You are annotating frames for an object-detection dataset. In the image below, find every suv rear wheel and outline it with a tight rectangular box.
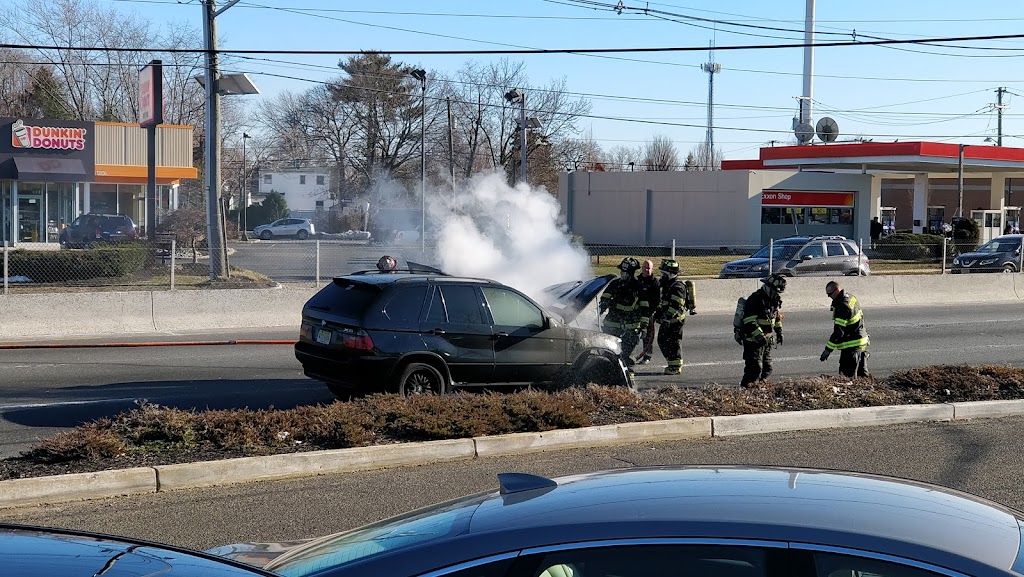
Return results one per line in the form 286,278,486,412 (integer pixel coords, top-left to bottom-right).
397,362,447,395
296,229,309,240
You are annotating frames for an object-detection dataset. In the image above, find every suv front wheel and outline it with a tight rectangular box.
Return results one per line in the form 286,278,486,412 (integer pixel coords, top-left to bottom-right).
397,362,448,395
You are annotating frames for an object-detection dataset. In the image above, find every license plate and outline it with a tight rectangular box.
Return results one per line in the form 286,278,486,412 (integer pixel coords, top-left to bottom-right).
315,329,332,345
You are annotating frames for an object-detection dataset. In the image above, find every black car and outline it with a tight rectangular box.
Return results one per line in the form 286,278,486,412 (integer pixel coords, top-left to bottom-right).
294,265,632,397
59,213,138,248
951,234,1023,273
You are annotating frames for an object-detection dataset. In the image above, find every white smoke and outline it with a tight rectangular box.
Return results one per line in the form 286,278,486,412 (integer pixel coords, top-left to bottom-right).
429,172,592,301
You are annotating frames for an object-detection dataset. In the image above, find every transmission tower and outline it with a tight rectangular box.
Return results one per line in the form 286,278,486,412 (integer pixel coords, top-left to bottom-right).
700,41,721,169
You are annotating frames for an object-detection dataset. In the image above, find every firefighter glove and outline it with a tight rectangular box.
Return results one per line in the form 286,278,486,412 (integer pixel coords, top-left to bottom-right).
820,348,832,362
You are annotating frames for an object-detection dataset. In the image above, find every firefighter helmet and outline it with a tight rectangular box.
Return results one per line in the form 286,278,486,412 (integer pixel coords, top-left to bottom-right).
762,273,787,293
659,259,680,275
376,255,398,272
617,257,640,274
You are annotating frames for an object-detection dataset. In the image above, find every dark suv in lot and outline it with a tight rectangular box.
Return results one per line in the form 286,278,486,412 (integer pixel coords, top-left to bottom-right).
295,265,633,397
59,213,138,248
719,235,870,278
952,234,1023,273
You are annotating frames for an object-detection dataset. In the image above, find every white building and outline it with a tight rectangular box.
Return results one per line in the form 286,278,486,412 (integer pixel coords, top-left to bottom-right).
256,167,332,219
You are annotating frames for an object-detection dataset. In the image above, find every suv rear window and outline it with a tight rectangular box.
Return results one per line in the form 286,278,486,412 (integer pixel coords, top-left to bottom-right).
101,216,133,227
305,279,382,318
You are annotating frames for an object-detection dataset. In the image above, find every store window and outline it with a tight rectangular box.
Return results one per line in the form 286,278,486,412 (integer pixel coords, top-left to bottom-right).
316,175,325,185
808,207,829,225
90,183,117,214
264,174,272,184
300,175,306,185
761,207,803,225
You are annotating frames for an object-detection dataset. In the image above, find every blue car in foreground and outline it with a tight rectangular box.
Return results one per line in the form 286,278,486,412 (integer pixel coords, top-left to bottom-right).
210,465,1024,577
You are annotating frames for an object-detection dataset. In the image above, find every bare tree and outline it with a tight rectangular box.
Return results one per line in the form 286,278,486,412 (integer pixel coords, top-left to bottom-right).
604,144,644,171
686,142,722,171
643,133,680,171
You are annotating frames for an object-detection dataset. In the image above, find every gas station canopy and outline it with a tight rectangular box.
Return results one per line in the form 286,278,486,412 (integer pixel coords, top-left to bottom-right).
722,142,1024,175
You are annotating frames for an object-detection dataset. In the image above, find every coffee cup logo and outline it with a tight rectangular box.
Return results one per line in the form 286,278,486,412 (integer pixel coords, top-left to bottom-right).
12,119,30,148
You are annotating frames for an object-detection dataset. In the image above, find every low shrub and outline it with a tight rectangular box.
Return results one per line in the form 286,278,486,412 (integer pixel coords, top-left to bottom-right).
8,243,153,282
874,232,945,260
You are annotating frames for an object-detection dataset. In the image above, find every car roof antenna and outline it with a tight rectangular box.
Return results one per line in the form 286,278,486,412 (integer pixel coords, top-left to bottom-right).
497,472,558,495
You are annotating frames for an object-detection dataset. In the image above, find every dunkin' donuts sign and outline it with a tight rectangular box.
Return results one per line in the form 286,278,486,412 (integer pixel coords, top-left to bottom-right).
10,119,87,150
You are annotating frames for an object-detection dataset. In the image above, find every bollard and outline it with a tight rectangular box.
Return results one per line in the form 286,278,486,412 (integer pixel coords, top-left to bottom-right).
671,239,676,260
170,239,176,290
942,238,947,275
315,240,321,288
768,238,774,274
858,238,863,273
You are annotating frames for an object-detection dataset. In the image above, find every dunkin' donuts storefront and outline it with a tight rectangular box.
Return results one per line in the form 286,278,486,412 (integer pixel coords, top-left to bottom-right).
0,117,197,244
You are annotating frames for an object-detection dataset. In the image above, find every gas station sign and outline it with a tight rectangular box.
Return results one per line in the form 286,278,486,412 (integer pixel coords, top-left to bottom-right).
761,190,854,207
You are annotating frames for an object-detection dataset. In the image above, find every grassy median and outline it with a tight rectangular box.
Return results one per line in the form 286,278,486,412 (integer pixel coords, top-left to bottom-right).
1,364,1023,481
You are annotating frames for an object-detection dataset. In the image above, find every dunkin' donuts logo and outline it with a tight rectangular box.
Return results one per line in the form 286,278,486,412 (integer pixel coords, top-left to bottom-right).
11,119,87,150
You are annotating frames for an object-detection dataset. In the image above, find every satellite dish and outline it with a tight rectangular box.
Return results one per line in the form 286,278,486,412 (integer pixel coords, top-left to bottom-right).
795,122,814,144
816,117,840,143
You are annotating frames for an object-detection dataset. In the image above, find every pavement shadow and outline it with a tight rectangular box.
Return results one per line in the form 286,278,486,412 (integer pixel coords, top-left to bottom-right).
2,378,337,429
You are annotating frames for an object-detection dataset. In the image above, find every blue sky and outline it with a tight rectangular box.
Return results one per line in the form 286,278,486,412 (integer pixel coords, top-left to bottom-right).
115,0,1024,161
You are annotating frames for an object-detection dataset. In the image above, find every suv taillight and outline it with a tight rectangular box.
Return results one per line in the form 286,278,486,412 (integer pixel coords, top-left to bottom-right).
341,329,374,351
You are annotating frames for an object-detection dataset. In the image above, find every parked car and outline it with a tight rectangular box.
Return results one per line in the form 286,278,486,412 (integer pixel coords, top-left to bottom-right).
254,218,315,240
293,265,632,397
951,234,1023,273
58,213,138,248
211,465,1024,577
2,523,278,577
720,235,870,278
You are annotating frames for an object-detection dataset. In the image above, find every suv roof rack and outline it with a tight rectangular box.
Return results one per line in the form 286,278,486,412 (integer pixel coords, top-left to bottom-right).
351,261,450,276
809,235,850,241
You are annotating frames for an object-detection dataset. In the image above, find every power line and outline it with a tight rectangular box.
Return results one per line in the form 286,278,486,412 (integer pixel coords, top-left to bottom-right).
5,31,1024,55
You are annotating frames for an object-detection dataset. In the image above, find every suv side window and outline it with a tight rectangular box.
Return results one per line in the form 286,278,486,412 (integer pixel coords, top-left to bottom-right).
800,242,824,259
438,284,485,325
527,544,773,577
482,287,543,328
425,288,447,324
811,551,951,577
382,285,427,329
826,241,848,257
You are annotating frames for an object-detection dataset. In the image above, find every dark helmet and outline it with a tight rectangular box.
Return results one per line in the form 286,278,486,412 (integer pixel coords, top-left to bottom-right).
376,255,398,272
762,273,787,293
659,259,680,275
617,257,640,274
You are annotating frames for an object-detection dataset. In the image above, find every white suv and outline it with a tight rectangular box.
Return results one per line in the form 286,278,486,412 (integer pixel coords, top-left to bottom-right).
254,218,315,240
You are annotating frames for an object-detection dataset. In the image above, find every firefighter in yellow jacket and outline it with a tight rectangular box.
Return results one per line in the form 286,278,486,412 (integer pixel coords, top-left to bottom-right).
820,280,871,378
599,258,643,366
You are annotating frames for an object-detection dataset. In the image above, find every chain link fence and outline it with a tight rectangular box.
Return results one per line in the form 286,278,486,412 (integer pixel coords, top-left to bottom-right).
2,236,1020,294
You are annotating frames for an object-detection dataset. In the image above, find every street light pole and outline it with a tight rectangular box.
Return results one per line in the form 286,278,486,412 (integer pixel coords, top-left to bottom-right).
958,143,965,218
241,132,249,240
410,69,427,253
518,94,527,183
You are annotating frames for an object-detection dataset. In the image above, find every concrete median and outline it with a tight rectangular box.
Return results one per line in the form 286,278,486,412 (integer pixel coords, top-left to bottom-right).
0,291,155,339
893,274,1020,305
151,286,318,332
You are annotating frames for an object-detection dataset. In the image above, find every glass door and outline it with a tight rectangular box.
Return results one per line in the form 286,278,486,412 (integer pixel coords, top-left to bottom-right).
46,182,77,243
18,182,44,242
0,181,10,244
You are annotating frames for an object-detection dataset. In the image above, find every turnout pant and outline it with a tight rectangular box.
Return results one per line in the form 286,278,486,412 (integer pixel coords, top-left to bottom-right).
839,349,871,378
657,320,684,373
741,341,773,386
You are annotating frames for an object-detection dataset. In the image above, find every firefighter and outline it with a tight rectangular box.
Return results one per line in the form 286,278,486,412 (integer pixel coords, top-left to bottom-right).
820,280,871,378
740,273,786,388
635,259,661,365
599,257,643,366
653,259,695,375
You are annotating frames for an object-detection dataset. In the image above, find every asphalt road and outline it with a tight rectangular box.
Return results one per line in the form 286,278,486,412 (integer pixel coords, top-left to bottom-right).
1,415,1022,554
1,303,1022,459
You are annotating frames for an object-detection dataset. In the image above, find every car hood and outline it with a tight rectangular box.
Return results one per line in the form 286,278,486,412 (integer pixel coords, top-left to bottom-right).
955,251,1010,260
538,274,615,324
722,257,772,269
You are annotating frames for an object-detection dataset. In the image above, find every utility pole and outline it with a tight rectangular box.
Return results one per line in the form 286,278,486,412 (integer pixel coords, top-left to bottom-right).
996,87,1007,146
519,94,527,183
201,0,240,280
447,96,455,190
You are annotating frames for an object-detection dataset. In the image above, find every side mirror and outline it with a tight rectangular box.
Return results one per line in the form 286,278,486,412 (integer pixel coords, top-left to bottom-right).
801,255,813,261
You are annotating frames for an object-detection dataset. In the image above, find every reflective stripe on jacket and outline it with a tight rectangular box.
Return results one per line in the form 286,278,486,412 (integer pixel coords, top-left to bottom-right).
742,287,782,344
827,290,869,350
657,277,689,323
600,278,641,330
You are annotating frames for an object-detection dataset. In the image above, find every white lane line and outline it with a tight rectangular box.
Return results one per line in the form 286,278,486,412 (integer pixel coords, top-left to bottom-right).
0,397,139,411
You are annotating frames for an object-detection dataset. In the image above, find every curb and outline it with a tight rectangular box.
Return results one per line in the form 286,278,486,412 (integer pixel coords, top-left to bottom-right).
2,400,1024,509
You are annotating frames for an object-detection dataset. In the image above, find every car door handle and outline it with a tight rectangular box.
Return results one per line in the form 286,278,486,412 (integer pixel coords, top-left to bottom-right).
429,328,446,335
493,332,509,338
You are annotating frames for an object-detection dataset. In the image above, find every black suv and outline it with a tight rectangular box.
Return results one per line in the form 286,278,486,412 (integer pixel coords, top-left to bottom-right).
295,265,633,397
951,234,1023,273
59,213,138,248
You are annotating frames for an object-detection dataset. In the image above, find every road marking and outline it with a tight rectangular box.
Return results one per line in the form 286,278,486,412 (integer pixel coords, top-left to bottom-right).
0,397,139,411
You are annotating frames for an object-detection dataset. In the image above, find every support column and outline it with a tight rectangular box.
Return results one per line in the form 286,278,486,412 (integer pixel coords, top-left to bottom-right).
83,182,91,215
912,174,928,234
991,174,1006,213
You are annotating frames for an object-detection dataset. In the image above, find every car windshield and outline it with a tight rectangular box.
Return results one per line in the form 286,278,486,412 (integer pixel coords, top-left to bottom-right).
976,239,1021,254
750,243,802,260
266,492,491,575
